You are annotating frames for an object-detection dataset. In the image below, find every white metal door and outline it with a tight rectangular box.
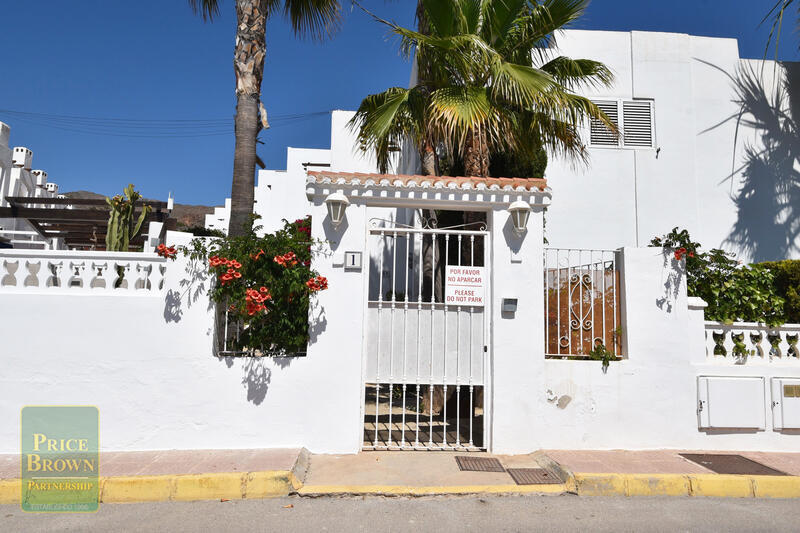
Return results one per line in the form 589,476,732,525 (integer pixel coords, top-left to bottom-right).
362,221,489,450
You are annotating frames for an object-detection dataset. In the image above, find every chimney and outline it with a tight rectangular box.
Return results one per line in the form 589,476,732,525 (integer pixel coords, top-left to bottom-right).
32,170,48,186
0,122,9,149
12,147,33,170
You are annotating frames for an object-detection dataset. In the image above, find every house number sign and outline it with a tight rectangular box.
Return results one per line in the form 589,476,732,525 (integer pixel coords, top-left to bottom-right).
445,266,485,306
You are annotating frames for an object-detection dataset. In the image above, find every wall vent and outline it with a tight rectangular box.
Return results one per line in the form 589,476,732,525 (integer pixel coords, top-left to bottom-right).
589,99,654,149
622,100,654,148
589,101,620,146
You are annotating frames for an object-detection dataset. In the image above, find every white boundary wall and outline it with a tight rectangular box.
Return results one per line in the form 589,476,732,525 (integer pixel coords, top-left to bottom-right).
1,207,799,454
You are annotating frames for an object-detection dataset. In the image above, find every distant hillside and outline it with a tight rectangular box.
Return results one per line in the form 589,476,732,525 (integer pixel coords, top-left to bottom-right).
64,191,218,229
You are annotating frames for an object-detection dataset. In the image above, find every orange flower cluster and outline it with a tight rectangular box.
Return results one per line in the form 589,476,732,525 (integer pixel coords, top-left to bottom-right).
250,249,265,261
306,276,328,292
210,255,243,285
156,244,177,259
245,286,272,315
673,248,695,261
209,255,241,269
274,251,298,267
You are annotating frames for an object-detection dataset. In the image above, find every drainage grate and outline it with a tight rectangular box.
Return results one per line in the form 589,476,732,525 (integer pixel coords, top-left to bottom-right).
506,468,564,485
455,456,505,472
679,454,788,476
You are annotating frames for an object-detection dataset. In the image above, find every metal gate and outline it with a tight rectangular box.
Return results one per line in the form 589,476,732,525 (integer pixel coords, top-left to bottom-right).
362,219,489,450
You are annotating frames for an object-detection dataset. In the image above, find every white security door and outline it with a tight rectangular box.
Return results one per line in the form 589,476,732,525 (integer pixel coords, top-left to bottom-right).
362,220,490,450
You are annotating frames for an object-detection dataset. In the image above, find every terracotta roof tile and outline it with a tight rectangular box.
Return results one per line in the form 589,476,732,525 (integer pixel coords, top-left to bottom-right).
306,171,548,193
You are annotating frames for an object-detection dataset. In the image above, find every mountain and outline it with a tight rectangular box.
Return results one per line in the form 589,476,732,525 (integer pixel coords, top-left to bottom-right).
63,191,218,229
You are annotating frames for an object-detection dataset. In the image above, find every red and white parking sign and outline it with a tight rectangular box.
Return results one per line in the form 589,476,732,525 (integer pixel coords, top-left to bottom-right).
445,266,485,306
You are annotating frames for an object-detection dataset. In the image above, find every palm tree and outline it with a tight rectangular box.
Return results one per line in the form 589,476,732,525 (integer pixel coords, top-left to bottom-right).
351,0,615,179
189,0,341,236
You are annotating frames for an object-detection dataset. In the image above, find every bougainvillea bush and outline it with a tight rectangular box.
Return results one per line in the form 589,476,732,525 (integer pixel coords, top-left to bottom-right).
181,216,326,354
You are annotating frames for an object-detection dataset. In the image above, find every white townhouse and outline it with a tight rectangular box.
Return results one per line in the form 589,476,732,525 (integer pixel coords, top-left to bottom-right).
214,30,800,263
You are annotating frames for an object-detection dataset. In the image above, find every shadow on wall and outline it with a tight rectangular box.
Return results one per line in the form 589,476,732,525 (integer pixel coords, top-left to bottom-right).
163,256,211,323
215,354,297,406
726,63,800,261
656,249,685,314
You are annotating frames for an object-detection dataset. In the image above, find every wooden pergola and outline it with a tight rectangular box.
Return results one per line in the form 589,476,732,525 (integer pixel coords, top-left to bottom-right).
0,196,174,250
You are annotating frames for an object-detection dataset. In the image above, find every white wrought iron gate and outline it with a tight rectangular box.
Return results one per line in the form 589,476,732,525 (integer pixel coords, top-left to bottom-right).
363,220,489,451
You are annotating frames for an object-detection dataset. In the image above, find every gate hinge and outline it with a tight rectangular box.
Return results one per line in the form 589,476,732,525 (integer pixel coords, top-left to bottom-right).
484,345,487,353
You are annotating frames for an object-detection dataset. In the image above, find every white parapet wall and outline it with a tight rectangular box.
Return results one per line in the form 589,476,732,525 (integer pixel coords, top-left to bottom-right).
0,246,363,453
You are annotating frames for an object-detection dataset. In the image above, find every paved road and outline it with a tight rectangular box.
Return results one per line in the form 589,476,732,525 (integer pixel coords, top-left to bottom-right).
3,494,799,532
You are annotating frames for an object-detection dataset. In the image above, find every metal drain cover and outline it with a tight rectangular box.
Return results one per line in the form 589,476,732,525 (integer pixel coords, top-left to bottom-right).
506,468,563,485
455,456,505,472
679,454,788,476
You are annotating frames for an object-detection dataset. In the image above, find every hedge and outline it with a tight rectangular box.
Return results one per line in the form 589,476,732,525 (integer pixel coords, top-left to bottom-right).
758,260,800,324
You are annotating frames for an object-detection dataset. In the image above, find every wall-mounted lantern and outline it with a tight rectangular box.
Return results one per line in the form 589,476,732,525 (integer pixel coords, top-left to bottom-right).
508,200,531,234
325,192,350,227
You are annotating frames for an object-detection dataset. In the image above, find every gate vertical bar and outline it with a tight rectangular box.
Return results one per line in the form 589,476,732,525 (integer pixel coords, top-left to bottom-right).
401,232,410,447
469,235,475,448
388,231,397,447
373,231,384,448
455,234,462,448
442,233,449,448
415,231,423,448
428,232,436,448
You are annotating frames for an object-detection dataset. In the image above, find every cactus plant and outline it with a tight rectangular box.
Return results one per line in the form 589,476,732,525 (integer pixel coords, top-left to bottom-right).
105,184,152,251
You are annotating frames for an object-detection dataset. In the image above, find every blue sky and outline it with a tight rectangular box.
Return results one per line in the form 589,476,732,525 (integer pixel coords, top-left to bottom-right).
0,1,796,206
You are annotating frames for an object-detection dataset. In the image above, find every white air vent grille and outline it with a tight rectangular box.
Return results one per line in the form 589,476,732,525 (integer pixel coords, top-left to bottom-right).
590,101,619,146
622,100,654,147
589,99,654,149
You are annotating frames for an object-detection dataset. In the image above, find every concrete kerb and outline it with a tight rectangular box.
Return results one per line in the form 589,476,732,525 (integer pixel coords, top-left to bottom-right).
574,473,800,498
3,453,800,502
0,448,312,505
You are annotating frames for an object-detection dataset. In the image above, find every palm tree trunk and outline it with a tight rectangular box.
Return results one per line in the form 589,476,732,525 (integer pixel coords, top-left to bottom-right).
228,0,267,237
463,128,490,178
420,139,438,176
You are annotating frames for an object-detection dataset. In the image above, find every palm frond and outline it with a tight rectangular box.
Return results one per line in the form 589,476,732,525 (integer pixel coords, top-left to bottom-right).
540,56,614,90
276,0,342,40
188,0,221,21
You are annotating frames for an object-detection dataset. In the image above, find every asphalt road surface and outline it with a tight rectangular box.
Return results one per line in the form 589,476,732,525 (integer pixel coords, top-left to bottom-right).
3,494,800,532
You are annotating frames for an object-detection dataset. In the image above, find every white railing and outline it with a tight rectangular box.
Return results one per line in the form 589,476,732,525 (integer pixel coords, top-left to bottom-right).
0,249,167,295
544,247,624,358
705,321,800,363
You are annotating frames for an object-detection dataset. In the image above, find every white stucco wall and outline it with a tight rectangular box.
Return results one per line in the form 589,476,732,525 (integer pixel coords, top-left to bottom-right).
542,30,799,261
253,147,330,234
1,225,799,454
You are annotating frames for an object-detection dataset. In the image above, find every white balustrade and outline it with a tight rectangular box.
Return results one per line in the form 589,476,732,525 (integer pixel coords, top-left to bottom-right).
704,321,800,363
0,249,167,295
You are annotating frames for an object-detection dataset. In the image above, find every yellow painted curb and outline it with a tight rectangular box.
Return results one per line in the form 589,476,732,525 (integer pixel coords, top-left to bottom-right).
689,475,754,498
574,473,800,498
751,476,800,498
101,476,173,503
172,472,247,502
298,484,568,496
624,474,691,497
0,470,296,505
574,474,627,496
244,471,296,499
0,479,21,504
